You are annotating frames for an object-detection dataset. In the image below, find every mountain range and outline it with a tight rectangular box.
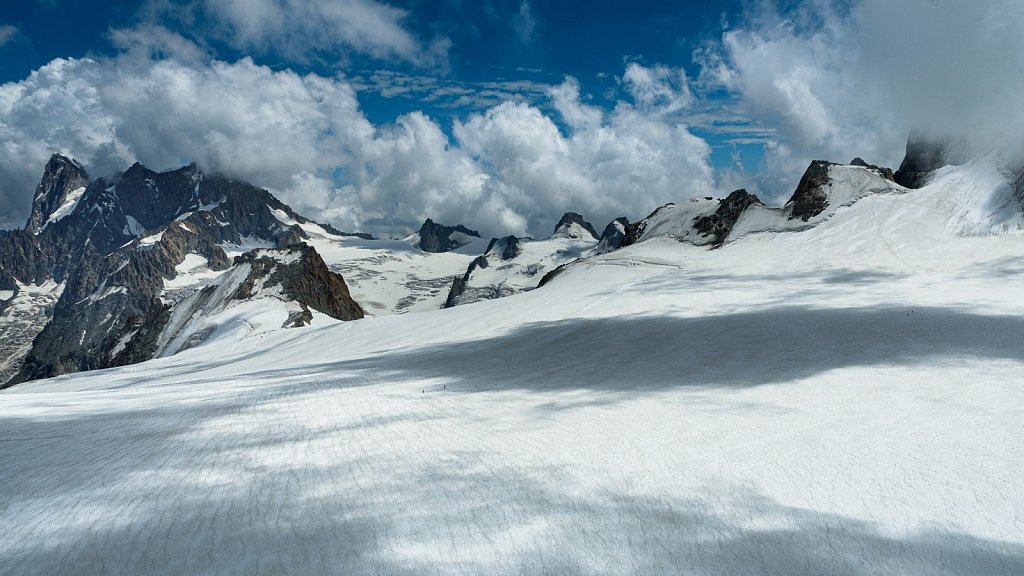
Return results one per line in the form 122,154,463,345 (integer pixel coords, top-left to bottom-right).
3,133,1024,575
0,134,1021,388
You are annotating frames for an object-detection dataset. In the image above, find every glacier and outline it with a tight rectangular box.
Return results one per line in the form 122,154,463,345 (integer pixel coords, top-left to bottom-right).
1,161,1022,575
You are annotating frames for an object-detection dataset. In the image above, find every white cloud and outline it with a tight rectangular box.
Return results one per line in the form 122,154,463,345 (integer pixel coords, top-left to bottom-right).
152,0,448,67
455,76,715,233
622,62,693,115
698,0,1024,202
549,77,602,131
352,70,553,111
0,25,17,47
0,39,716,237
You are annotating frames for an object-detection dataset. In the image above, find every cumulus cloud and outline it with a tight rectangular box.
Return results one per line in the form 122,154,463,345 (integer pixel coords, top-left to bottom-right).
698,0,1024,201
622,62,693,115
152,0,448,66
0,30,715,236
455,83,714,233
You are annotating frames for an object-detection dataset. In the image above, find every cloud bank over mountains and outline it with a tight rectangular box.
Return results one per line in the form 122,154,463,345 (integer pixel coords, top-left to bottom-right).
702,0,1024,193
0,0,1022,235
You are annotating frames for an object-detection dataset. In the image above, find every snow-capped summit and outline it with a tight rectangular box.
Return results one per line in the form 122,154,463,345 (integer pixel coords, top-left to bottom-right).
26,153,90,234
617,188,763,249
594,217,629,254
484,235,522,260
610,160,902,253
443,225,599,308
1,156,366,386
551,212,600,240
414,218,482,253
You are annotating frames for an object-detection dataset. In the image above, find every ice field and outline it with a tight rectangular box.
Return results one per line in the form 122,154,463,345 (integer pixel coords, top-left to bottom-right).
2,160,1023,575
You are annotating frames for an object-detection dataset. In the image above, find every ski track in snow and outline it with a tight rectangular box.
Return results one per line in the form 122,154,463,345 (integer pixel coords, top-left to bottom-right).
2,168,1024,575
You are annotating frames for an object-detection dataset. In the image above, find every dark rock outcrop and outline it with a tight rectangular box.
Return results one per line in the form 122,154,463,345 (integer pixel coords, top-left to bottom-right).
786,161,835,222
443,255,489,309
416,219,481,253
850,158,895,181
318,221,373,240
893,133,967,188
537,262,570,288
693,189,762,245
552,212,599,240
595,217,629,253
233,245,364,323
484,235,522,261
622,204,676,248
25,154,90,234
3,156,365,386
1011,159,1024,206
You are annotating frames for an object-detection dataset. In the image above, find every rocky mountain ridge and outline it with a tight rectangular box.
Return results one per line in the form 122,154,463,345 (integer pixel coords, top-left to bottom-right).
415,218,482,253
3,133,1019,386
442,212,599,308
2,156,364,386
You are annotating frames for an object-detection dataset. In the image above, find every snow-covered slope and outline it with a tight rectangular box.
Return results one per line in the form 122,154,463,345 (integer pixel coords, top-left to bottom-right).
931,153,1024,235
629,163,904,248
445,225,599,308
304,230,488,315
2,162,1022,575
730,163,903,239
0,280,63,384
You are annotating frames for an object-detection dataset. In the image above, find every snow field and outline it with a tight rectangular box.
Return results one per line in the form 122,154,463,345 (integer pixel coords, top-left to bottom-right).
2,163,1024,574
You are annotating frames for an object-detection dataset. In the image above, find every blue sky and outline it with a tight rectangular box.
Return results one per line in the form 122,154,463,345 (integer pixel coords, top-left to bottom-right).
0,1,1020,235
0,0,755,168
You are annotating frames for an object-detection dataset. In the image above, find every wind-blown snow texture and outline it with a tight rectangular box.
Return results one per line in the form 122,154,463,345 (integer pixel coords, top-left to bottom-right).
1,160,1023,575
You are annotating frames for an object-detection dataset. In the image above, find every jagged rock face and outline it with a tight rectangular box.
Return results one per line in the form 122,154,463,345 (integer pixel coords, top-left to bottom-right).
9,219,223,383
444,222,598,308
25,154,90,234
147,245,362,358
537,262,569,288
3,157,367,386
318,221,373,240
0,280,63,385
62,163,313,254
552,212,599,240
416,219,481,253
485,236,522,260
444,255,488,309
694,189,762,245
596,217,629,253
893,134,966,188
621,203,681,248
787,161,835,222
850,158,895,181
0,231,52,285
1015,168,1024,206
233,245,364,322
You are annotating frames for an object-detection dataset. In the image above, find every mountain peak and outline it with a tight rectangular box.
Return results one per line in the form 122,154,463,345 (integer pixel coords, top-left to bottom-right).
693,189,762,245
786,160,835,221
552,212,599,240
416,219,481,253
893,133,969,188
26,153,90,233
850,158,894,180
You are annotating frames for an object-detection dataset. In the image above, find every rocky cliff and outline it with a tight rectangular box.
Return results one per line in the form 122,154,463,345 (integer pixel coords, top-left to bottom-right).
893,133,967,188
2,157,365,386
416,219,481,253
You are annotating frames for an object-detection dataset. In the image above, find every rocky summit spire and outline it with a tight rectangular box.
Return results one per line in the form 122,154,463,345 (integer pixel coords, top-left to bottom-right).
416,219,481,253
893,133,968,189
551,212,599,240
26,154,90,233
